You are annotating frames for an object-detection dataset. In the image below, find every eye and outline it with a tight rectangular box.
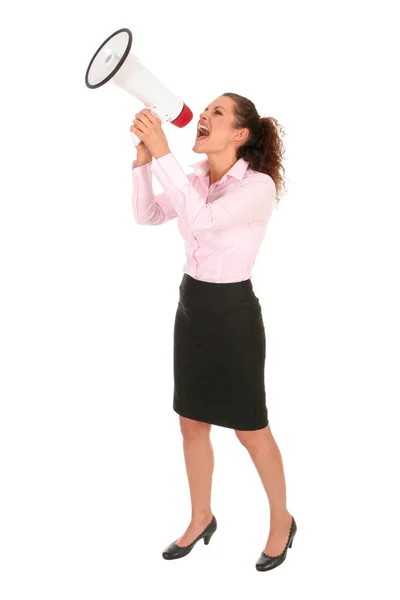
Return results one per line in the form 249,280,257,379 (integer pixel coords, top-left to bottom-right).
204,107,222,115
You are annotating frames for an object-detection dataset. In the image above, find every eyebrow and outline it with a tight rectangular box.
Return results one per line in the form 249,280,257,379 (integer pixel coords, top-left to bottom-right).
205,106,227,112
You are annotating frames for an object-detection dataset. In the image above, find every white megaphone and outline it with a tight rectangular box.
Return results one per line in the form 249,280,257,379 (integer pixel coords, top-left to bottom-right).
85,27,193,146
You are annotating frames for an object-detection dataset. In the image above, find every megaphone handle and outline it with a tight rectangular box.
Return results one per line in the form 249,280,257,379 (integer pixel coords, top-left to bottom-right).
130,131,142,146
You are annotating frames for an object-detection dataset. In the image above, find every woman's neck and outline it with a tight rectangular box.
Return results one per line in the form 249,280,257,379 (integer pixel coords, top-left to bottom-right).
206,152,238,185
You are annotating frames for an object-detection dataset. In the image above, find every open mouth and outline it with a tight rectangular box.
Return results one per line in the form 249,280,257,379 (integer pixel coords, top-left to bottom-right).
196,124,211,142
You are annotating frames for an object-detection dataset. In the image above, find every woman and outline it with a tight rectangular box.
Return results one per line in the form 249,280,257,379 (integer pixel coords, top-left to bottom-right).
130,93,297,572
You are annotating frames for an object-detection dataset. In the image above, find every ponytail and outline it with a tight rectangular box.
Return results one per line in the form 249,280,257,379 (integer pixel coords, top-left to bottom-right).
223,93,287,203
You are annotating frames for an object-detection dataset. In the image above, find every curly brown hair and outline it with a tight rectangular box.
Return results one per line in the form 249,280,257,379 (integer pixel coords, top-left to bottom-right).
222,92,287,204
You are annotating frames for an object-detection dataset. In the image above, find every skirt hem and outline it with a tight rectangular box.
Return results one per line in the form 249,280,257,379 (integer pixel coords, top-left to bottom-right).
173,404,269,432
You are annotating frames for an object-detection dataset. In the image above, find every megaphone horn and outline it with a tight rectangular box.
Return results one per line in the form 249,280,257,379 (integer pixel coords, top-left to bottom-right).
85,28,193,145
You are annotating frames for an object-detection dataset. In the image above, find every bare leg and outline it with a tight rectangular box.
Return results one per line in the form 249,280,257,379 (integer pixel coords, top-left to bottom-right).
235,423,292,556
175,416,214,546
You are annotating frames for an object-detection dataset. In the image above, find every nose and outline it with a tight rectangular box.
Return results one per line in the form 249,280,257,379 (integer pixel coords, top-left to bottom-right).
199,116,209,129
199,109,209,123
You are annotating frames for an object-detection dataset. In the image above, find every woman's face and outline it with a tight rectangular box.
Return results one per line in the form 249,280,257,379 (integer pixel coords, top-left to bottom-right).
192,95,248,154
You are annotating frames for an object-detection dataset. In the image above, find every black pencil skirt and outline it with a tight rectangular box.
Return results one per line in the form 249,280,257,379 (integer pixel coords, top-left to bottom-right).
173,273,269,431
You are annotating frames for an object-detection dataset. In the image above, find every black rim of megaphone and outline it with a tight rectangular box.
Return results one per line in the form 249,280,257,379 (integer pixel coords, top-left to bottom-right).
85,28,133,89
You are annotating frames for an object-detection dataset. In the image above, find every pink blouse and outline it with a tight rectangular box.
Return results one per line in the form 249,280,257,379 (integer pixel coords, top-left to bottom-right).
131,152,276,283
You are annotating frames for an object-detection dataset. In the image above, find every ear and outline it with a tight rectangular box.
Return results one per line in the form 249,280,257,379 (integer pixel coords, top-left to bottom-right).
233,128,249,144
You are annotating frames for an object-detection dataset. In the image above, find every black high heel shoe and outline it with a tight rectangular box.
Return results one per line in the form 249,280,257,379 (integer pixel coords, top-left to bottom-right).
255,515,297,572
162,515,217,560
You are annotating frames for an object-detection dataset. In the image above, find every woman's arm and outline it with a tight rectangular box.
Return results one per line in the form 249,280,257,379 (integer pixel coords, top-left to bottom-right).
151,153,276,232
132,160,181,226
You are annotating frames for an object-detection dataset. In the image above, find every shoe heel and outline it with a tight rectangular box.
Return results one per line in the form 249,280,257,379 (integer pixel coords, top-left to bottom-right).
204,533,212,545
289,538,293,548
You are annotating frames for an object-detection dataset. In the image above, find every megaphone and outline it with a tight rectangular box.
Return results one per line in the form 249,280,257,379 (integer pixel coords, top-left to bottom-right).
85,27,193,146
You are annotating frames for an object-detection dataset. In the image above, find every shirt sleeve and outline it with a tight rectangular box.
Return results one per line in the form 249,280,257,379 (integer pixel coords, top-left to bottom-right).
151,152,276,232
131,160,180,225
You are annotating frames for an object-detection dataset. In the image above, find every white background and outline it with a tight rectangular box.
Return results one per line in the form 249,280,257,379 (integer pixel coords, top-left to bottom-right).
1,0,399,598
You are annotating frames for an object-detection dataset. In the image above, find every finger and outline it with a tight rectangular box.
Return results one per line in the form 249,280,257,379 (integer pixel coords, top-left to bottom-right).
134,114,144,124
130,125,145,136
142,108,162,126
136,109,161,128
137,110,156,127
133,118,147,133
134,115,151,131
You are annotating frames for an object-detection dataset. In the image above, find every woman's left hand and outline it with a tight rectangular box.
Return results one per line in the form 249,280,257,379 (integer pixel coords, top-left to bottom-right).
130,109,170,159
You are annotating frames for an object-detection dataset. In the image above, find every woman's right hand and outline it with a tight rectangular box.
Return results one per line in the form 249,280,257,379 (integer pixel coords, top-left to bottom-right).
135,141,152,166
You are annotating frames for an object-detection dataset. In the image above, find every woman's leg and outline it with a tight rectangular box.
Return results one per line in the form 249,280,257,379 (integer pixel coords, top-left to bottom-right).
175,416,214,546
235,423,293,555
